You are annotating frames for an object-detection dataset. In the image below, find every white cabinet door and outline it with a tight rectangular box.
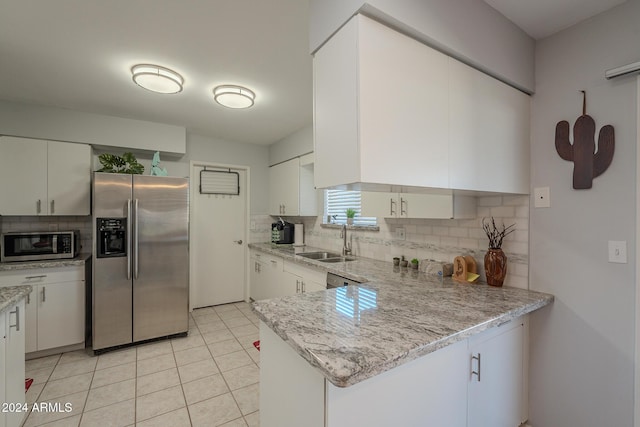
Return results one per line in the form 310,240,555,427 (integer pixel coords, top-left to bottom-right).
263,256,284,299
314,15,449,190
468,320,524,427
281,271,302,297
250,257,266,301
47,141,91,215
0,136,48,215
37,281,85,351
269,158,300,216
358,14,450,189
361,192,396,218
400,193,454,219
449,58,530,194
5,300,26,427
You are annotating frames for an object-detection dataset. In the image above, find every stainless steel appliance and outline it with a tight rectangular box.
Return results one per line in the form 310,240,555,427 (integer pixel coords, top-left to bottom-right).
326,272,362,288
92,172,189,351
1,230,80,262
271,218,294,244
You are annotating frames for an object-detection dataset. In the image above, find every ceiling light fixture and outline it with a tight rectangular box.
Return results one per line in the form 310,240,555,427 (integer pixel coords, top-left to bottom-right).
131,64,183,94
213,85,255,109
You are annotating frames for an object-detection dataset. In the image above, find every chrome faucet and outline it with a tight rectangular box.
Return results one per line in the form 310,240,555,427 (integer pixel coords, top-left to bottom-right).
341,224,352,256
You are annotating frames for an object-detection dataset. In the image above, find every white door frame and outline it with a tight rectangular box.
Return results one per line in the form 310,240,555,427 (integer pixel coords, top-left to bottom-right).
189,160,251,311
635,74,640,427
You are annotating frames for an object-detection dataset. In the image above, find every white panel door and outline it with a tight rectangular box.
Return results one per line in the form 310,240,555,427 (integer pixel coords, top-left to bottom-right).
191,166,247,308
47,141,91,215
0,136,47,215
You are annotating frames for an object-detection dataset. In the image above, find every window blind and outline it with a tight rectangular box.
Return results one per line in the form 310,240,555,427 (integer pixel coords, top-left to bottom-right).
325,190,377,226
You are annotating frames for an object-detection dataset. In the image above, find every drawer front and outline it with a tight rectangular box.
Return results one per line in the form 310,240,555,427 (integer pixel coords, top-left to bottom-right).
252,252,283,272
0,266,84,287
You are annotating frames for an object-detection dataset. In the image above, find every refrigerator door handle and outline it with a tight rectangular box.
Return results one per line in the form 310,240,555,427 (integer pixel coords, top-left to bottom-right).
127,199,132,280
134,199,139,279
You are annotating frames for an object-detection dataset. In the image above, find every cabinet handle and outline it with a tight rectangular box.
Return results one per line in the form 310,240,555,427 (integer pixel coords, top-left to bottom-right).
26,293,30,304
390,199,396,216
400,197,407,216
296,279,300,293
42,286,46,303
37,199,41,214
302,282,306,293
51,199,55,214
9,306,20,331
472,353,481,382
25,275,47,280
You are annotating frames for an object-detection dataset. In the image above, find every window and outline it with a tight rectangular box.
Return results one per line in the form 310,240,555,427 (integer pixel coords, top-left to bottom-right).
324,189,377,226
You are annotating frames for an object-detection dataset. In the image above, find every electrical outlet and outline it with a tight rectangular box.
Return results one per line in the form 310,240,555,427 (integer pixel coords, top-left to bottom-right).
608,240,627,263
396,227,406,240
533,187,550,208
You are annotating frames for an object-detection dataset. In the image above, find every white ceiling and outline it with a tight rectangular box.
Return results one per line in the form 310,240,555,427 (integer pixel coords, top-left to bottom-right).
0,1,627,147
483,0,628,40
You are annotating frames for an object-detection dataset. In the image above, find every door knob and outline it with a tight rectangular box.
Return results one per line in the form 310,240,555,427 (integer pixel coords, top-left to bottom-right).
234,240,243,245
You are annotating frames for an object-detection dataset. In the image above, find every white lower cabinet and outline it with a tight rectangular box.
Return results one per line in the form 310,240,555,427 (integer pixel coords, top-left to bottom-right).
282,261,326,296
2,299,27,427
260,316,526,427
250,251,327,301
0,266,85,354
468,318,525,427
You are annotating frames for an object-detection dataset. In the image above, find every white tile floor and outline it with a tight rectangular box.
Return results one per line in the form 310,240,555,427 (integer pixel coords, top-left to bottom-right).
22,302,261,427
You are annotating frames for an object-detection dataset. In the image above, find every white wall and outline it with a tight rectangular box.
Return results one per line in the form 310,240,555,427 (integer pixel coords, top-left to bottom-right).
309,0,535,92
0,99,186,154
529,1,639,426
269,124,312,166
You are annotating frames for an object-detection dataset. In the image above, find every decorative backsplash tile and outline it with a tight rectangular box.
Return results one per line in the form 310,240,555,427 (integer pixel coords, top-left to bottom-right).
273,195,530,289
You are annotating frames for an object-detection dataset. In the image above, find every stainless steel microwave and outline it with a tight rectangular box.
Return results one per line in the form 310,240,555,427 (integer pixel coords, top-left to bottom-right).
1,231,80,262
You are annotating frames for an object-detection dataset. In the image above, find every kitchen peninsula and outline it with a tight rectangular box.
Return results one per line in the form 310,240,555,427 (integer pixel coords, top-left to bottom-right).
251,243,553,427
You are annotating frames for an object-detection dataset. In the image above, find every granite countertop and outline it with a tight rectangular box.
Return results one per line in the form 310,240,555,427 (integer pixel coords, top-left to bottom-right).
0,285,33,314
0,253,91,272
250,242,554,387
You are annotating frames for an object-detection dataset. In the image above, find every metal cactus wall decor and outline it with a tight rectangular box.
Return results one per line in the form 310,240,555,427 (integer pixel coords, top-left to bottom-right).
555,91,615,189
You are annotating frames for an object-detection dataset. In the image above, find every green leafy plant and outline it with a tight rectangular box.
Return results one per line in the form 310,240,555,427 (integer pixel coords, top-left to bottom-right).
97,152,144,174
411,258,419,264
345,208,357,219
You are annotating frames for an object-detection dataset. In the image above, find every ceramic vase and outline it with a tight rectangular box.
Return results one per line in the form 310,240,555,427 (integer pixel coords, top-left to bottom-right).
347,218,354,225
484,248,507,287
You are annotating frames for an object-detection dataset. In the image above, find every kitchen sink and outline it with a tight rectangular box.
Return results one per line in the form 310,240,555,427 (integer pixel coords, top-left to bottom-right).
297,251,343,260
318,256,356,263
297,252,356,263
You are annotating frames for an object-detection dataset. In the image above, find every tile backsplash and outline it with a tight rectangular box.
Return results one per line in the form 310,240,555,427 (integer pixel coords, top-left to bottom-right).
278,195,530,289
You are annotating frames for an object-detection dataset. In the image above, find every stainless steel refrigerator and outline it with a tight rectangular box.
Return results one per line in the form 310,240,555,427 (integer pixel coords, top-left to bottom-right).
92,172,189,351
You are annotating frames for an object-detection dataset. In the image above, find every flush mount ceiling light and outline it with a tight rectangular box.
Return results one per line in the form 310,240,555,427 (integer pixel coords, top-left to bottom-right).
131,64,183,94
213,85,255,109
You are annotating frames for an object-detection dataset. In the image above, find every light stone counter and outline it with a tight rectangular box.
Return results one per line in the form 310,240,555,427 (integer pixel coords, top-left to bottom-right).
0,253,91,272
0,285,32,314
250,242,554,387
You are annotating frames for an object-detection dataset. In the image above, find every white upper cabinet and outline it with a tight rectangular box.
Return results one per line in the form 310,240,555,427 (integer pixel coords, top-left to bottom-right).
0,136,91,215
269,155,317,217
314,14,449,190
313,14,530,195
448,59,530,194
361,191,476,219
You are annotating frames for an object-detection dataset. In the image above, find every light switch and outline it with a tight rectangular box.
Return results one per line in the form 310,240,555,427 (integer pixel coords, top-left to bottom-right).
608,240,627,263
396,227,406,240
534,187,550,208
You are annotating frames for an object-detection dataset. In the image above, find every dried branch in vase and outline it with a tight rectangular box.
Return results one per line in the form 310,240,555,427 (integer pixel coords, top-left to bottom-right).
482,217,515,249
